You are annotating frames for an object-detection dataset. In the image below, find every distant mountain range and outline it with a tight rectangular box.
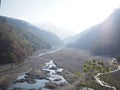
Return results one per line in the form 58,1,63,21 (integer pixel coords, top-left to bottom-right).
68,8,120,56
0,16,62,64
36,22,76,39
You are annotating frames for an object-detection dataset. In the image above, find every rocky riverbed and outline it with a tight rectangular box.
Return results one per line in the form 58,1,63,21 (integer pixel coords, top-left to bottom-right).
8,60,68,90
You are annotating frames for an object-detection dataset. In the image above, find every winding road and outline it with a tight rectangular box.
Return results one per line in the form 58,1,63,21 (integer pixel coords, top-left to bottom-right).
94,65,120,90
38,48,120,90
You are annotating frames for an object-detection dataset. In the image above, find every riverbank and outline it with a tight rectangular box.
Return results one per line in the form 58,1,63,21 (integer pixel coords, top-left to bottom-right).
0,48,54,89
0,48,115,90
9,60,68,90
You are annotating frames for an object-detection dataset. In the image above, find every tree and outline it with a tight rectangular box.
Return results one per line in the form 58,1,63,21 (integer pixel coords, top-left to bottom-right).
74,72,81,78
84,68,87,73
93,60,96,63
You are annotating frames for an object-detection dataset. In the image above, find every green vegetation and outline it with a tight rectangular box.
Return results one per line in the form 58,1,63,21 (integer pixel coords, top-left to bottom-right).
99,65,120,90
73,80,107,90
70,60,111,90
83,60,109,74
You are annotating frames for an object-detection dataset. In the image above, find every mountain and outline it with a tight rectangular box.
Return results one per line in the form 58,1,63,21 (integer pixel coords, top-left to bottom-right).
68,8,120,56
3,18,63,46
0,16,62,64
36,22,76,40
64,29,92,45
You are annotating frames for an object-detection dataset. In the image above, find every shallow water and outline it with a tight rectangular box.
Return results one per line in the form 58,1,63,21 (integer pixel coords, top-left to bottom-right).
80,87,94,90
8,49,67,90
11,79,49,89
9,60,67,90
43,60,67,84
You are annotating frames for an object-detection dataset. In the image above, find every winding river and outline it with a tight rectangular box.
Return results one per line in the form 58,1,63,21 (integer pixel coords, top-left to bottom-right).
94,65,120,90
8,48,68,90
8,48,120,90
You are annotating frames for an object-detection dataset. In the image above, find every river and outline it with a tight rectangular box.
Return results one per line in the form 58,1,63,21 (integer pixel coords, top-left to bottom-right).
8,48,68,90
8,48,120,90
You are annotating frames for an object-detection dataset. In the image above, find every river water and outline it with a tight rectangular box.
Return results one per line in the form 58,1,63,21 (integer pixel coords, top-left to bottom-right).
8,60,67,90
8,49,67,90
8,48,119,90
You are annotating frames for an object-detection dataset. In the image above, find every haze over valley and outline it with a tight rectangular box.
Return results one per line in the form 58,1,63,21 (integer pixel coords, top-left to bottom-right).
0,0,120,90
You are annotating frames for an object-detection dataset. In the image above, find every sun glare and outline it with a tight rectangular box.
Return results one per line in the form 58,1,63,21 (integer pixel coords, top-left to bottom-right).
1,0,120,38
40,0,120,34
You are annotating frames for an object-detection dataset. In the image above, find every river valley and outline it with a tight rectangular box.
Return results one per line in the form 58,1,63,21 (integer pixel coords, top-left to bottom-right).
0,48,119,90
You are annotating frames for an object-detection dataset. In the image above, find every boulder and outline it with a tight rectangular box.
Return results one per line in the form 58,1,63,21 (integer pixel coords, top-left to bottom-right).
26,78,36,84
45,82,58,89
27,70,47,79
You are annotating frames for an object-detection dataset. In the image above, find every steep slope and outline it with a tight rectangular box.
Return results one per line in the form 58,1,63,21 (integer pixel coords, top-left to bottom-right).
0,16,51,64
68,24,101,50
3,17,63,46
68,8,120,56
64,29,92,45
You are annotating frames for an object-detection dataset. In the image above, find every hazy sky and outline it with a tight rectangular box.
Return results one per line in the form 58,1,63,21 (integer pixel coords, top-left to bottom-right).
0,0,120,39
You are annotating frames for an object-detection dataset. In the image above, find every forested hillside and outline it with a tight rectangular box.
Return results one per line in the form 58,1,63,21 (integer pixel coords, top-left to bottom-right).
3,16,63,46
68,8,120,56
0,16,56,64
